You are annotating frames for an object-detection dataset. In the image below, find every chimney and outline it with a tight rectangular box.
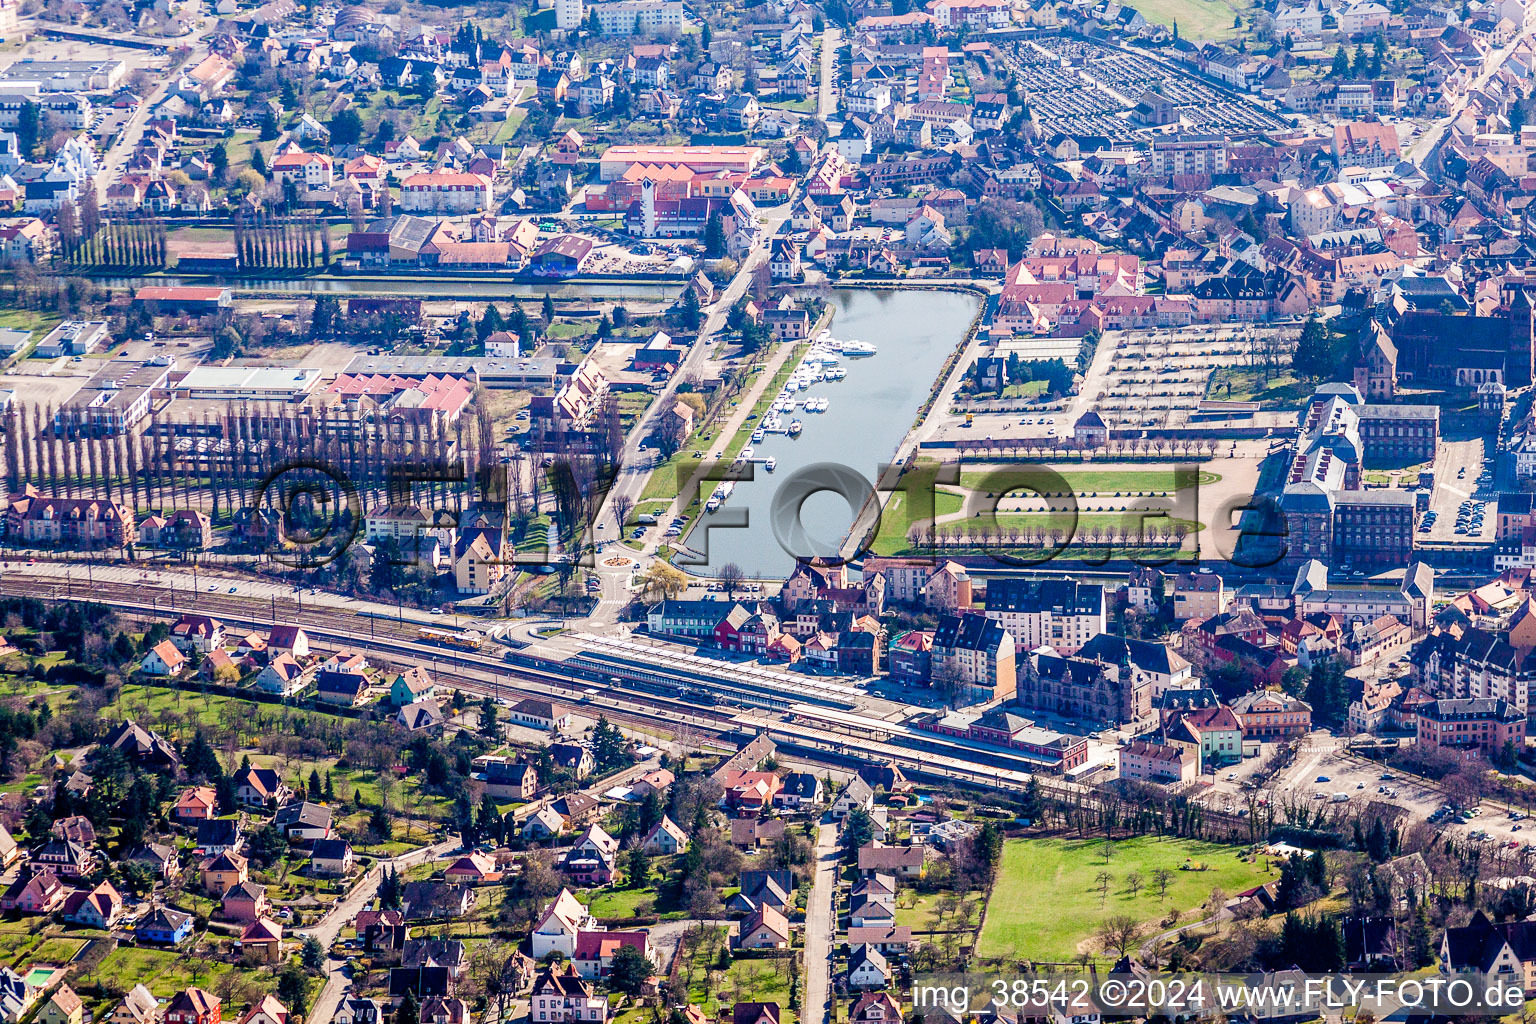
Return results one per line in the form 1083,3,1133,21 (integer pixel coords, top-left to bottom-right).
641,178,656,237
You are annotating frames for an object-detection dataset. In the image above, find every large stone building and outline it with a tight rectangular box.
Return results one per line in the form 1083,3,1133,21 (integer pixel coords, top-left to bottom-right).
980,578,1105,655
1416,697,1526,754
1276,384,1430,567
4,487,135,549
1292,559,1435,629
930,613,1016,704
1416,625,1536,721
1377,278,1534,388
1016,635,1185,727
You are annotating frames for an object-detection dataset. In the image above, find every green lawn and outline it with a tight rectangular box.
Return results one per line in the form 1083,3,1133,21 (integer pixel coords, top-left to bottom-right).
515,514,553,556
492,106,529,143
547,321,596,341
0,309,62,357
615,393,656,434
683,927,799,1022
582,886,666,920
0,921,41,966
28,937,86,964
1123,0,1253,38
976,836,1275,962
76,943,241,999
1207,366,1314,405
867,490,965,556
894,891,984,933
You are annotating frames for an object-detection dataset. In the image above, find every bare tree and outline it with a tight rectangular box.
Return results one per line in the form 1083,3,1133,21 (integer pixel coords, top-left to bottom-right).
1125,870,1145,898
1098,914,1142,957
1095,869,1114,905
717,562,746,600
611,492,634,533
1152,867,1175,900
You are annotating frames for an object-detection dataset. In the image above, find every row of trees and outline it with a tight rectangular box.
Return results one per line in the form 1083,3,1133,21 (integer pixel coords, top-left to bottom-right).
234,213,335,270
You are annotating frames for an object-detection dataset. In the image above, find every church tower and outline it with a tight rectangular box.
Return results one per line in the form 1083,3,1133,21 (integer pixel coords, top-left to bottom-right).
1507,286,1534,389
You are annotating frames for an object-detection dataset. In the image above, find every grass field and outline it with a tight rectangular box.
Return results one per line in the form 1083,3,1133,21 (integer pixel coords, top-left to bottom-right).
894,891,985,934
0,309,62,353
0,921,43,966
683,927,799,1022
1123,0,1254,38
867,490,965,556
75,943,241,1000
1208,367,1314,405
976,836,1275,962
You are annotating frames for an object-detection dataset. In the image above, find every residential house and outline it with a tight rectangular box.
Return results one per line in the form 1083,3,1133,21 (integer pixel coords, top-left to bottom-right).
508,698,570,731
139,907,195,945
274,801,333,843
856,843,925,880
60,880,122,928
221,880,269,923
241,918,284,963
737,905,792,949
572,931,654,981
531,889,597,959
232,766,291,809
640,816,689,855
401,881,475,920
109,988,160,1024
774,772,823,809
39,987,84,1024
529,964,607,1023
846,945,890,991
831,777,875,819
0,869,64,914
310,839,355,877
201,850,249,894
140,640,187,677
172,787,218,823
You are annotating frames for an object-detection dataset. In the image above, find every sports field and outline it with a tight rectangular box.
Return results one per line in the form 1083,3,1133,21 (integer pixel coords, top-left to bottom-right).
976,836,1275,962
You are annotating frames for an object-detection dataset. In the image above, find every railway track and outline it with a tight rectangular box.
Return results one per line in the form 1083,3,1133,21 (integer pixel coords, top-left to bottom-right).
1,571,1263,830
1,574,1057,794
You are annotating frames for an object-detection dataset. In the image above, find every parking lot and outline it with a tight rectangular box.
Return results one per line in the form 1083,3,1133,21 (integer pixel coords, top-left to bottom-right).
1264,741,1536,851
1419,436,1495,542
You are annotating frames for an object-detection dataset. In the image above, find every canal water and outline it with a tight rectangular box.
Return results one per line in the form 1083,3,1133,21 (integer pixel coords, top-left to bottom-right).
683,288,980,577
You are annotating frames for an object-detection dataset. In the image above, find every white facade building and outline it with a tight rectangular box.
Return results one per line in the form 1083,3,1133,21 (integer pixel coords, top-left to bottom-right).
591,0,683,35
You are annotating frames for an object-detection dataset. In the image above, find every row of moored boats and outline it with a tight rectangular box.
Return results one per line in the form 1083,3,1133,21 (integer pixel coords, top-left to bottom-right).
708,332,877,512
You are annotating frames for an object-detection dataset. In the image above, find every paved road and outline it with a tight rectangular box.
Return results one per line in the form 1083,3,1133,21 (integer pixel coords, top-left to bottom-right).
817,28,841,122
588,207,790,623
1407,21,1534,166
301,838,460,1024
801,820,839,1024
91,17,216,196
